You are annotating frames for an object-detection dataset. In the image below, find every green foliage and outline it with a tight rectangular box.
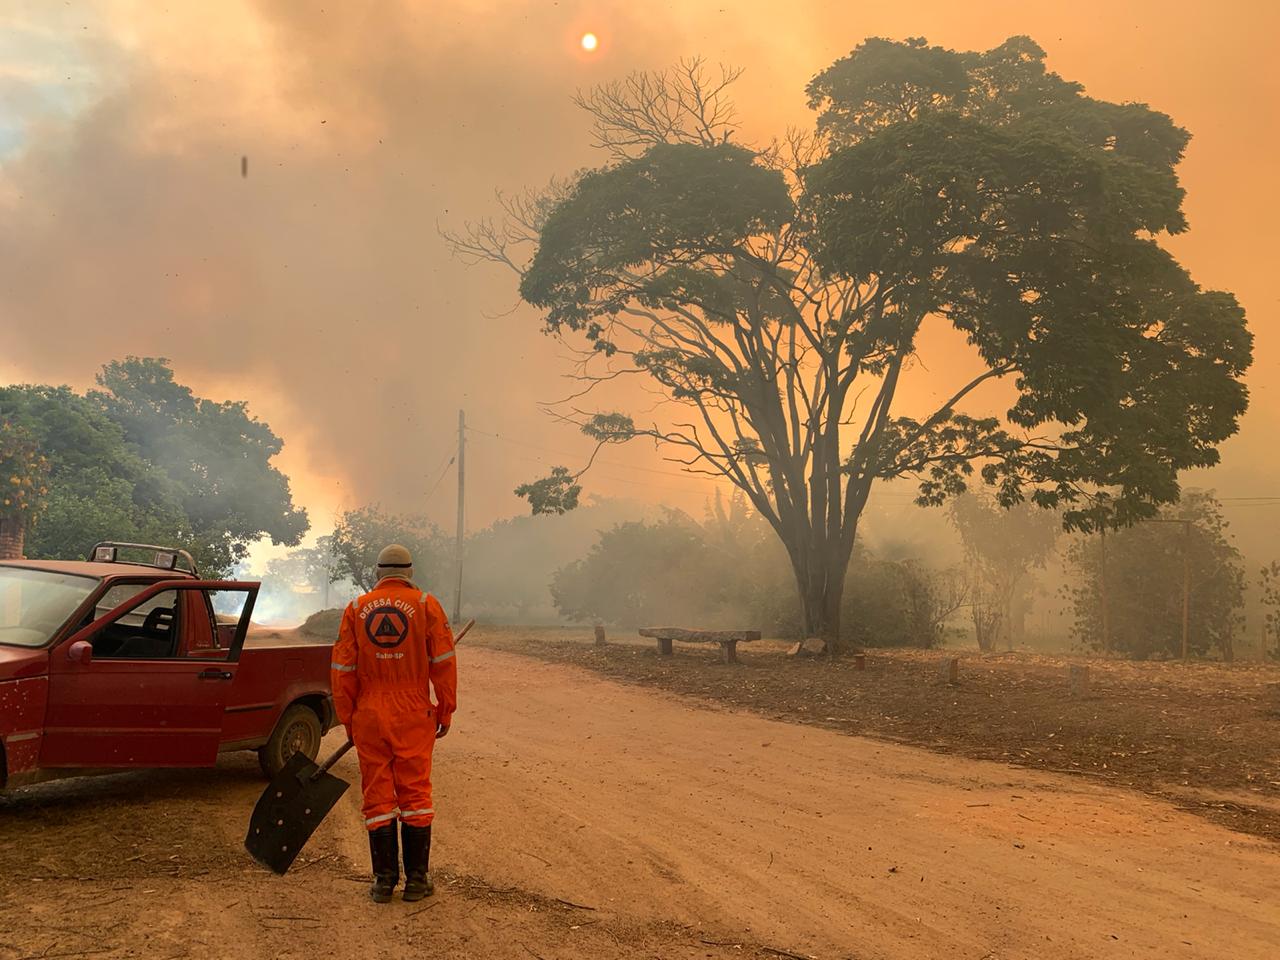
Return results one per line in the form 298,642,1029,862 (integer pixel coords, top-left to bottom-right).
329,506,448,593
514,466,582,516
90,357,309,564
843,555,965,649
550,515,714,626
1,362,308,576
0,420,50,528
803,38,1251,530
520,142,794,340
1065,490,1244,659
1,383,185,561
581,412,637,443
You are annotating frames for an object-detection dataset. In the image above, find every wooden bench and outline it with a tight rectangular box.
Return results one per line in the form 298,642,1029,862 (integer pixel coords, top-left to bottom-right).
638,627,762,664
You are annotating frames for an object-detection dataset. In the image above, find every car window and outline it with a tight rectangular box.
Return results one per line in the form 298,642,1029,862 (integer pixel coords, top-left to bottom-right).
90,588,183,660
94,583,151,620
0,567,99,648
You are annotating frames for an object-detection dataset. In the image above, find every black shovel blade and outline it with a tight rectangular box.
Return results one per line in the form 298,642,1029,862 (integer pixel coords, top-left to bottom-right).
244,750,350,874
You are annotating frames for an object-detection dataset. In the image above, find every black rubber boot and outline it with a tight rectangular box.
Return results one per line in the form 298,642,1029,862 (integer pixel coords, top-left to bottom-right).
401,823,433,902
368,824,399,903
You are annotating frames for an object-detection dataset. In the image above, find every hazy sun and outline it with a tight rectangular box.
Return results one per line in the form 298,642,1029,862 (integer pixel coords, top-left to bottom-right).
580,32,599,52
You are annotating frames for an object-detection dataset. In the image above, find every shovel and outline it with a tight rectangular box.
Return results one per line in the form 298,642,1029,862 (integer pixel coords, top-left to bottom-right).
244,618,476,874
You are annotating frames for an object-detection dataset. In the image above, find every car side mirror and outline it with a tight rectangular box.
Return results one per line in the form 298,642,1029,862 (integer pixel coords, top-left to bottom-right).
67,640,94,665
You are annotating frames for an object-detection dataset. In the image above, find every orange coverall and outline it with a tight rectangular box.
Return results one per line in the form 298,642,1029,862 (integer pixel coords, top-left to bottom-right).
330,578,457,830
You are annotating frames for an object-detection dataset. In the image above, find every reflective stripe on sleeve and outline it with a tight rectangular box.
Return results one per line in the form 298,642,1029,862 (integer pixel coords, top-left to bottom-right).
400,807,433,819
365,809,400,826
429,649,455,664
420,591,428,605
331,662,357,672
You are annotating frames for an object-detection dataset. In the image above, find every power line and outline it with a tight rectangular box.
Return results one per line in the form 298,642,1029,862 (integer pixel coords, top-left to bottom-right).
465,425,734,487
497,448,731,494
466,424,720,480
422,444,457,501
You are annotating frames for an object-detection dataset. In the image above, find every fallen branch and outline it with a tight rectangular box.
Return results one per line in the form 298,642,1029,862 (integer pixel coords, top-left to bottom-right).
259,915,320,923
19,948,116,960
761,947,816,960
520,849,553,867
555,897,597,911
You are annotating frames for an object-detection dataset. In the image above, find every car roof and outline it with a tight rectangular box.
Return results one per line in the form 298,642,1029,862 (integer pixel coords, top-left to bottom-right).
0,558,196,580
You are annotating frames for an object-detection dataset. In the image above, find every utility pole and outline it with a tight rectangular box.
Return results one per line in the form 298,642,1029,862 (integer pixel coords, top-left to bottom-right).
452,409,466,624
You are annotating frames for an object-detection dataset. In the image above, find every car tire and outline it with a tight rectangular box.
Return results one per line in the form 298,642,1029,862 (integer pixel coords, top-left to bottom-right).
258,704,322,778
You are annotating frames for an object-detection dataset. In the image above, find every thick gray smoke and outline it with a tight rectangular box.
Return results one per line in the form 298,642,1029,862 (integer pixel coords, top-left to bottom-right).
1,1,1275,562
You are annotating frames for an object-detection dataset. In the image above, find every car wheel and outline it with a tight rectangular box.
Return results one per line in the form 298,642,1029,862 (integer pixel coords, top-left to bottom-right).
258,704,322,778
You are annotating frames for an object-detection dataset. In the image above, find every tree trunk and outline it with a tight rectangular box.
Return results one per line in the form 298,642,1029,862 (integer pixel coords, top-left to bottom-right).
0,517,25,560
793,543,853,656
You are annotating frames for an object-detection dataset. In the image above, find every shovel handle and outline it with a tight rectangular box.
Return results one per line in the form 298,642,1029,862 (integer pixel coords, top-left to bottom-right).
311,739,354,780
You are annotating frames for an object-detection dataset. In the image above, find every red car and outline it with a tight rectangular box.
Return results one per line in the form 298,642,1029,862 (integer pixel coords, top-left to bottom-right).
0,542,336,789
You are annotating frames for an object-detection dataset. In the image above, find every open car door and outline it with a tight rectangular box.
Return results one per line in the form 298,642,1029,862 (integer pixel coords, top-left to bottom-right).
41,580,258,770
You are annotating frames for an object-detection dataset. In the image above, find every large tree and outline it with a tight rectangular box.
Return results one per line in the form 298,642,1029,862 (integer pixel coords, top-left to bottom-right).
1,361,308,576
447,40,1251,650
90,357,309,572
328,506,448,593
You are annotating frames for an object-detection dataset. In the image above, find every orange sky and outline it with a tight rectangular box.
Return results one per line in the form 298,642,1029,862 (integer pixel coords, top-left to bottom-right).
0,0,1275,556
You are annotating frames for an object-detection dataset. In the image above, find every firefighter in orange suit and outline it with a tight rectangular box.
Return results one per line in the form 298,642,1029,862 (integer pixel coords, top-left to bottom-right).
330,544,457,903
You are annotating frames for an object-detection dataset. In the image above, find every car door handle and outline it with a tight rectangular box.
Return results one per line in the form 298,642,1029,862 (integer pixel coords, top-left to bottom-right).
197,668,234,681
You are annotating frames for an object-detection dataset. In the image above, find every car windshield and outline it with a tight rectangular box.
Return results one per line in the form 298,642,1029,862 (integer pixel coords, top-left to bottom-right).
0,567,100,648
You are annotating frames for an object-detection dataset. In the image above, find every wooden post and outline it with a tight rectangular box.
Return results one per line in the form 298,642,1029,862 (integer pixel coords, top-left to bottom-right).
658,637,673,656
593,623,606,646
721,640,738,664
938,657,959,685
1181,519,1191,662
1100,527,1110,654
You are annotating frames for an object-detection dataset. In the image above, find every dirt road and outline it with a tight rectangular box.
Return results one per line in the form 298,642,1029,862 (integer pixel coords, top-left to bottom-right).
2,648,1277,959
